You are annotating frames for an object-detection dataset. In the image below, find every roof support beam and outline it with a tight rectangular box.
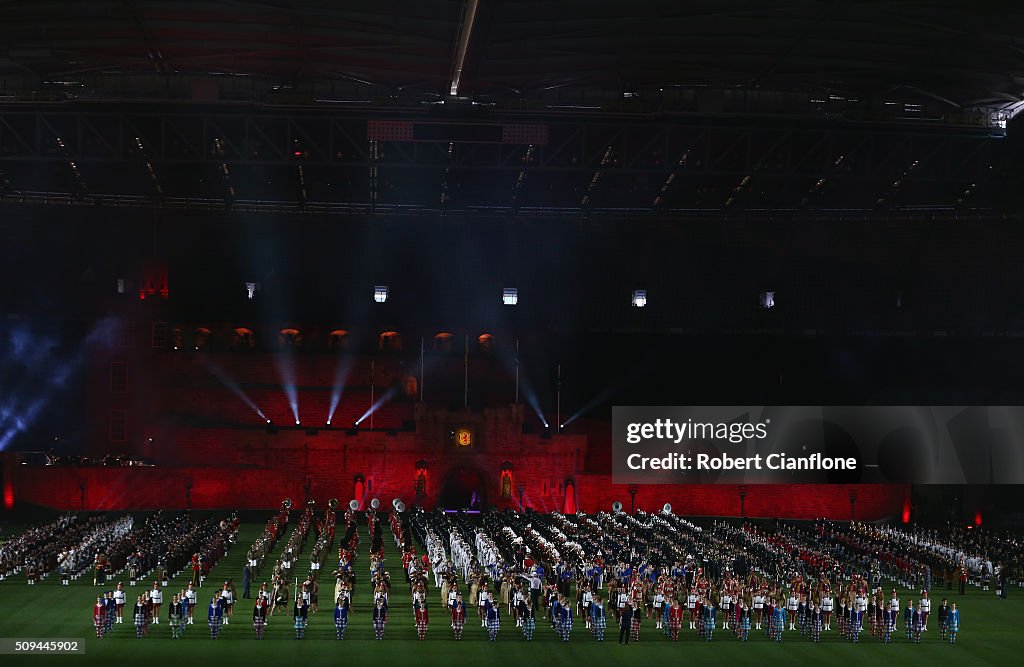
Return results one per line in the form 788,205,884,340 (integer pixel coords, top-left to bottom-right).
448,0,481,96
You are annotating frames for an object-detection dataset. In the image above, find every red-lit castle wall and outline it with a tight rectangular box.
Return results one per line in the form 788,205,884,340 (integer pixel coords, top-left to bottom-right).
8,322,907,519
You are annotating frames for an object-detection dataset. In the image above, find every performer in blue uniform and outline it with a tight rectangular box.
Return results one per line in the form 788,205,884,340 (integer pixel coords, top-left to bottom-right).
334,595,349,640
208,596,224,639
560,597,573,641
485,598,501,641
372,598,388,640
591,596,607,641
947,603,960,644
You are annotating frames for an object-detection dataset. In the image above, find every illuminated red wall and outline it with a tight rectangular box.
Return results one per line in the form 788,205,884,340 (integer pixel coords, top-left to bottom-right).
55,342,910,519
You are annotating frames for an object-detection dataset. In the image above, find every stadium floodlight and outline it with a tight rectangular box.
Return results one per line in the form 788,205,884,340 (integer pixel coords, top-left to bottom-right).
760,290,775,310
503,287,518,306
374,285,389,303
632,289,647,308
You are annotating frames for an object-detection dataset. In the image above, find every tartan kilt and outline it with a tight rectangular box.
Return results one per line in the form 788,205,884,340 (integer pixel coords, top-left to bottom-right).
209,617,222,631
523,618,536,632
294,618,307,631
134,612,147,626
487,618,500,633
254,618,266,631
373,618,386,632
94,618,103,631
949,620,959,633
169,613,181,626
334,618,346,631
416,619,428,633
452,620,465,633
593,617,607,632
564,617,573,632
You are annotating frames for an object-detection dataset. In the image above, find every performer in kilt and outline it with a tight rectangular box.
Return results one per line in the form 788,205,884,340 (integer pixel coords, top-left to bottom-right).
93,597,105,639
372,597,388,640
798,595,809,638
253,597,268,640
103,591,116,636
771,604,786,642
518,599,536,640
668,598,683,642
133,595,148,639
169,594,183,639
414,597,428,640
485,597,501,642
701,599,715,642
883,605,894,644
938,598,949,640
911,602,923,643
631,599,642,642
333,595,348,640
947,602,960,644
208,596,224,639
738,602,751,642
590,596,607,641
904,600,915,640
452,593,467,640
294,595,309,639
560,596,573,642
810,602,822,643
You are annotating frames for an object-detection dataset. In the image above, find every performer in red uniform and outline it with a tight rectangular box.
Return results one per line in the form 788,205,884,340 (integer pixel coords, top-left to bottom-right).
414,597,429,640
668,598,684,642
93,597,105,638
451,592,467,640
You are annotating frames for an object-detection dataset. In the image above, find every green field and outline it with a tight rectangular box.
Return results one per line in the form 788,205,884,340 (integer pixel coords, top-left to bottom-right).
1,518,1021,666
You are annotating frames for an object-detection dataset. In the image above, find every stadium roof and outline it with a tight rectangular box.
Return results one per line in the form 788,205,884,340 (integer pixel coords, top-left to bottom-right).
1,1,1022,213
0,0,1022,117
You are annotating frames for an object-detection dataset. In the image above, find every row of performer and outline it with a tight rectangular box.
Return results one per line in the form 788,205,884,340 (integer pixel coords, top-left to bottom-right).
92,588,963,644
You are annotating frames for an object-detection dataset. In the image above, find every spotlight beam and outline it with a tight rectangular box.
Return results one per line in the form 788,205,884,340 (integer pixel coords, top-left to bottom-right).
562,383,621,428
273,352,300,425
204,358,267,422
0,317,120,450
355,386,398,426
327,356,355,426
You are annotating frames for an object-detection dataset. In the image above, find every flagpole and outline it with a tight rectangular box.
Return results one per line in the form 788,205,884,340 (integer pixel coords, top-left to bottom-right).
420,337,424,402
556,363,561,432
464,334,469,409
514,338,520,404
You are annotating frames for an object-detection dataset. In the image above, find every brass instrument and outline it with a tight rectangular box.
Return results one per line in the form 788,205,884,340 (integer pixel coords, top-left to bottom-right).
328,498,339,510
283,498,293,509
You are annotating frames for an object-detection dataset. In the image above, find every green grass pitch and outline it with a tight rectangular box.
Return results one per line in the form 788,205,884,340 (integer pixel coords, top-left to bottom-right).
1,517,1022,666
